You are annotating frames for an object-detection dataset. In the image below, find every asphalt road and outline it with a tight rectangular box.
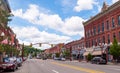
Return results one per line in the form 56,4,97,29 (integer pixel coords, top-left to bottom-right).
3,59,120,73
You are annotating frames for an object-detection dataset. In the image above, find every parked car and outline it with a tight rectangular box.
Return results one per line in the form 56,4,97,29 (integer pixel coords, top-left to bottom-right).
16,57,22,67
1,57,18,71
54,57,66,61
0,63,3,72
61,57,66,61
91,57,107,64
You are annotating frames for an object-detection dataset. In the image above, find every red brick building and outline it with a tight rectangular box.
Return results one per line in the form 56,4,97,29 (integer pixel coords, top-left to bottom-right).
83,1,120,61
63,37,85,60
44,43,64,58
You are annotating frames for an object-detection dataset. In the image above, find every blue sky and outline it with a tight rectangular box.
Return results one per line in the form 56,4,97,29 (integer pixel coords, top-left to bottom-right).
8,0,119,49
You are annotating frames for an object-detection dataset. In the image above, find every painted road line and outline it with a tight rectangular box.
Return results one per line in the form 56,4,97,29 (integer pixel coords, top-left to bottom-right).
52,70,59,73
51,62,105,73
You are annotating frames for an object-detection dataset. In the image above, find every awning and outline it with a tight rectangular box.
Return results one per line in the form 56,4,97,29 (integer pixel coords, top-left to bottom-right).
0,38,8,44
92,51,102,55
83,52,90,56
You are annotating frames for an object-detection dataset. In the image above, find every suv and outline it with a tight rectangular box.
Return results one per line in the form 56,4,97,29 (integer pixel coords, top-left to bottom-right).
91,57,107,64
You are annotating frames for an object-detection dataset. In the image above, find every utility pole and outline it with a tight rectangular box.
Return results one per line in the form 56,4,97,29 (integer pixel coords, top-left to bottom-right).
70,46,72,61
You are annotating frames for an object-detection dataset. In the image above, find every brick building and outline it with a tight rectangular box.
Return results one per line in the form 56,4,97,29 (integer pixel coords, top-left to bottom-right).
63,37,85,60
44,43,64,58
83,1,120,61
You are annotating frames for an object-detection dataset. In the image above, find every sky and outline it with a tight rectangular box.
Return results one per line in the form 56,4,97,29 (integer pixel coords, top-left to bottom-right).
8,0,119,49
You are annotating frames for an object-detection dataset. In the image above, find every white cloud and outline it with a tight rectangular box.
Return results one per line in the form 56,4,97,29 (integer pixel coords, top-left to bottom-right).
12,26,71,49
112,0,119,3
74,0,98,12
12,4,85,37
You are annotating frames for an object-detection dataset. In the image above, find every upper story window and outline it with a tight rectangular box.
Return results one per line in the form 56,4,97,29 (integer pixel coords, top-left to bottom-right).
108,34,110,44
102,23,104,32
92,39,93,46
112,18,115,28
93,26,96,35
113,33,116,39
98,25,100,34
102,36,105,44
118,15,120,25
98,37,100,44
106,20,109,30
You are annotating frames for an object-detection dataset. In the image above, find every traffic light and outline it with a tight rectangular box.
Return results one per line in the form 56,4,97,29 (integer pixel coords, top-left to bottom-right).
30,43,32,47
51,44,53,47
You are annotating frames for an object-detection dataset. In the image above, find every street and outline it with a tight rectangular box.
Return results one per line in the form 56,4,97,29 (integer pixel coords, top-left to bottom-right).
2,59,120,73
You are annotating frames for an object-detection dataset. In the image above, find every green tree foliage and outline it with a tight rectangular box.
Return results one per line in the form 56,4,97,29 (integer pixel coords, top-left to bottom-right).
0,8,13,25
110,38,120,60
87,53,92,61
62,50,70,58
55,53,60,57
0,44,19,56
23,46,42,57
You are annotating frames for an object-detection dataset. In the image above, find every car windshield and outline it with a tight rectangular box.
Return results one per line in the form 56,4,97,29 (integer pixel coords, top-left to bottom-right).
3,58,10,63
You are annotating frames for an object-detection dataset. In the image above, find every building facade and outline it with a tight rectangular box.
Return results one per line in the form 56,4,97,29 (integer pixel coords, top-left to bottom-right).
63,37,85,60
83,1,120,61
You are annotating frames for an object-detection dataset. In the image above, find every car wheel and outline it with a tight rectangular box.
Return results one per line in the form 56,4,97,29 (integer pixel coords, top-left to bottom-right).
12,68,15,72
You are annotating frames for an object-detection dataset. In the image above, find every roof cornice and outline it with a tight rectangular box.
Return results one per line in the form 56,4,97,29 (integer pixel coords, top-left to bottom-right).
83,1,120,26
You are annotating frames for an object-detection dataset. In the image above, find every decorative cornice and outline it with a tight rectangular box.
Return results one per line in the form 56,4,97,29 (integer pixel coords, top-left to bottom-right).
83,1,120,26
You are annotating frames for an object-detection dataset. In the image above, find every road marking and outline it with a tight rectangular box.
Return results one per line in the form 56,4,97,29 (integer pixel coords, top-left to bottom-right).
51,62,105,73
52,70,59,73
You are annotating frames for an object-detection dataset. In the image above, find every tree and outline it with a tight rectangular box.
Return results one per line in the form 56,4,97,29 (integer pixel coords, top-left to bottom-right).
110,38,120,61
87,53,92,62
55,53,60,57
0,8,13,27
62,50,70,58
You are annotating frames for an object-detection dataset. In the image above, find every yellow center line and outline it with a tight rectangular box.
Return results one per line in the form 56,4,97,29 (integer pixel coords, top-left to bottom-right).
51,62,105,73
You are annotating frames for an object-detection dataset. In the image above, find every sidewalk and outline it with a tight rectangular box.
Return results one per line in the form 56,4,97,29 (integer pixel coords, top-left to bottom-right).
107,62,120,66
65,60,120,66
